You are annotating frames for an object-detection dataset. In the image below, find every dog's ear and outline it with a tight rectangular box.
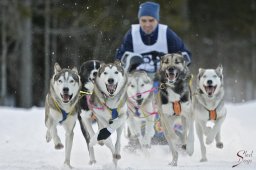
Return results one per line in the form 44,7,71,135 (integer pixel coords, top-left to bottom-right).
114,60,122,66
142,72,152,84
72,66,78,75
198,68,205,80
98,63,106,77
216,64,223,75
54,63,61,74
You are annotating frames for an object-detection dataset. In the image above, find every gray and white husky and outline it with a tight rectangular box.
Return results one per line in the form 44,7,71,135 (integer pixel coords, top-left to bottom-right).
193,65,227,162
88,60,128,166
126,70,156,150
157,53,194,166
45,63,81,168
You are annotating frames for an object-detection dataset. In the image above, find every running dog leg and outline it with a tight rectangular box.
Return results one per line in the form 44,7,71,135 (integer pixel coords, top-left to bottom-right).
215,130,224,149
143,117,155,147
79,110,96,164
46,116,63,149
63,116,76,168
206,116,225,145
114,125,124,160
167,139,178,166
195,121,207,162
186,116,194,156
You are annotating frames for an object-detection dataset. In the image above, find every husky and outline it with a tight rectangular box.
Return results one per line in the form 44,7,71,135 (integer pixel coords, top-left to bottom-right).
156,53,194,166
125,70,156,151
193,65,227,162
88,60,128,166
77,60,101,164
44,63,81,168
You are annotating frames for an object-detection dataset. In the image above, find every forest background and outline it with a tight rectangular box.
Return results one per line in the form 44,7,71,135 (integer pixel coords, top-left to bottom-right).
0,0,255,108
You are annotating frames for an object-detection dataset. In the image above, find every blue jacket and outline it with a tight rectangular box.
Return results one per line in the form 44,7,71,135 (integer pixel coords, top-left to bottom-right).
115,25,192,65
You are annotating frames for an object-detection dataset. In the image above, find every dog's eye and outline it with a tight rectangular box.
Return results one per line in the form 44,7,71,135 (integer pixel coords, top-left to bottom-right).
203,75,207,78
58,80,62,83
175,60,181,64
70,80,74,83
141,84,144,87
115,71,118,74
104,72,107,75
131,85,135,88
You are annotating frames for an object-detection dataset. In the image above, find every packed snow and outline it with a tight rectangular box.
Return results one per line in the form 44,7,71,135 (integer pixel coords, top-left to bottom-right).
0,101,255,170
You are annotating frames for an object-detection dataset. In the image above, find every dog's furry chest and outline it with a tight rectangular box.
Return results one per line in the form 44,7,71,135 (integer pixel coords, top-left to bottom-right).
194,95,227,121
160,88,190,116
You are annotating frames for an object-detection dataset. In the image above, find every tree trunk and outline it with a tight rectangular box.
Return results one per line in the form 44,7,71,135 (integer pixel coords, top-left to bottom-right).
1,1,7,105
20,0,32,108
44,0,50,98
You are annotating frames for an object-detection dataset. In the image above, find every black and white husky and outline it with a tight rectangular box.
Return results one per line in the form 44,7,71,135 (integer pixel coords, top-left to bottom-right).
88,61,128,166
193,65,227,162
126,70,156,150
157,53,194,166
44,63,81,168
77,60,101,164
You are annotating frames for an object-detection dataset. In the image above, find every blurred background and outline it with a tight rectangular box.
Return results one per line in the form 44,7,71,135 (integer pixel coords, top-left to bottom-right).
0,0,255,108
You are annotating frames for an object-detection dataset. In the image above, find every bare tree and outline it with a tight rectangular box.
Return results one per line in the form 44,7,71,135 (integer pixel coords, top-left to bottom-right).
0,0,7,105
44,0,50,97
19,0,32,108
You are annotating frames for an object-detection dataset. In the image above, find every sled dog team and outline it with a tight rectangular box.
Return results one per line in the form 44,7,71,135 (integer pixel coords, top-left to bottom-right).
44,53,227,168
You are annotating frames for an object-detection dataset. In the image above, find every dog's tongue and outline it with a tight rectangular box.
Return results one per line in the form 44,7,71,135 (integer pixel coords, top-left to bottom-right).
205,86,215,95
168,73,176,81
63,94,70,102
107,84,116,94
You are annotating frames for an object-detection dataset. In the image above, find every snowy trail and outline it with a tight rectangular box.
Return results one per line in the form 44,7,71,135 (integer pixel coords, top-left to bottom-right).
0,102,255,170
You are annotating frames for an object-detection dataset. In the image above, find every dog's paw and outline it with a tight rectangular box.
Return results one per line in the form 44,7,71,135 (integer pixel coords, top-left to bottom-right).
55,143,64,149
200,158,208,162
142,144,151,149
113,154,121,160
89,160,96,165
168,160,177,166
63,161,73,169
186,144,194,156
216,142,224,149
46,131,52,142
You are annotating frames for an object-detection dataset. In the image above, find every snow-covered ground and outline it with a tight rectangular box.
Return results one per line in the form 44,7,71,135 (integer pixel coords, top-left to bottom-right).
0,101,255,170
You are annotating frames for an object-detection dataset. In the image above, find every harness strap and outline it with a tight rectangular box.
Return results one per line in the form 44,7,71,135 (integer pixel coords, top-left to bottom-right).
209,109,217,120
127,98,157,118
135,107,140,117
51,96,72,124
59,109,69,124
104,98,125,124
128,87,156,99
80,90,93,95
111,108,118,119
86,95,104,110
173,101,181,116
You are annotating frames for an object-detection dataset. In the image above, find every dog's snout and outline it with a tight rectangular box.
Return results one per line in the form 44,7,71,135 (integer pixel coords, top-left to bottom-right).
207,80,213,85
108,78,114,84
63,87,69,93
